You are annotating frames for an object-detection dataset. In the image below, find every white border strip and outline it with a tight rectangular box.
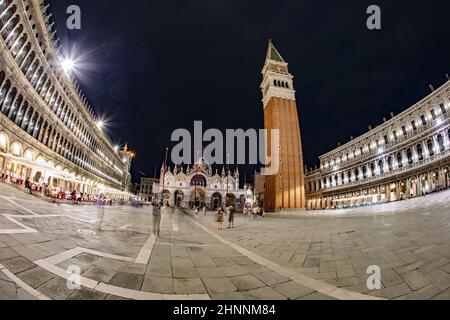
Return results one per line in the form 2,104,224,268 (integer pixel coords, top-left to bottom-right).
0,263,50,300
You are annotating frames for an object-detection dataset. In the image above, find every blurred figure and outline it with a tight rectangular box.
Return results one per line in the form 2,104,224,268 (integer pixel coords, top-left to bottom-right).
227,205,235,229
152,200,162,237
216,207,224,230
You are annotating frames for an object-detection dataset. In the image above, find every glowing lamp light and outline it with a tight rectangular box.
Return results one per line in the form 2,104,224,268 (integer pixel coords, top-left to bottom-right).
61,58,76,73
96,120,104,129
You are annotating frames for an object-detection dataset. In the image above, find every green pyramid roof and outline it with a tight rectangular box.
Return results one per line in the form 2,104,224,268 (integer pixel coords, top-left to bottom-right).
266,39,285,62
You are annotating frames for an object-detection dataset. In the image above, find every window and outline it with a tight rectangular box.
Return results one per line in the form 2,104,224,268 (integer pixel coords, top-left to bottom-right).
15,100,27,126
0,6,18,38
370,162,375,176
440,103,446,114
384,135,389,145
1,87,17,115
407,148,413,164
437,135,445,153
0,79,11,107
393,130,398,140
397,152,403,168
8,94,22,120
420,115,427,126
378,160,384,174
21,50,35,73
431,109,437,120
402,125,407,136
411,120,417,131
417,144,424,161
427,139,434,157
6,24,23,51
0,0,14,14
388,156,393,171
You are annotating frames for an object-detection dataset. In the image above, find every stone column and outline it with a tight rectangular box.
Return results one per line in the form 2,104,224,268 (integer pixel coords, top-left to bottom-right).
406,178,411,198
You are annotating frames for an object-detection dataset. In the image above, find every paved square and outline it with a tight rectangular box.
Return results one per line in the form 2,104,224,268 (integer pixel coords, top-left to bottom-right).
0,183,449,300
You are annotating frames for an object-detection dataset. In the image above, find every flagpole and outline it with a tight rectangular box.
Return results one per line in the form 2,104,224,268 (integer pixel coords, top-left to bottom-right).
194,150,200,208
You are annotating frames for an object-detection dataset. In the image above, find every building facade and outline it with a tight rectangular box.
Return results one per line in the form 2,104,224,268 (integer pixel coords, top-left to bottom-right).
305,80,450,210
0,0,133,199
153,158,252,210
261,40,306,211
138,177,158,202
252,171,265,208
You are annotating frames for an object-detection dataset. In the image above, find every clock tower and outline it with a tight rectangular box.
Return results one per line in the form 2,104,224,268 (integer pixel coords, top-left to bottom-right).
261,40,306,211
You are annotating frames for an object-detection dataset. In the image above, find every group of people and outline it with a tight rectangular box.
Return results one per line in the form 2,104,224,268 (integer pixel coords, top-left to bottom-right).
214,205,235,230
196,204,266,230
245,206,266,220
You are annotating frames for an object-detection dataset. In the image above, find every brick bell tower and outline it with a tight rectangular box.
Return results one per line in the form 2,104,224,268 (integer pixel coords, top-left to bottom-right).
261,39,306,211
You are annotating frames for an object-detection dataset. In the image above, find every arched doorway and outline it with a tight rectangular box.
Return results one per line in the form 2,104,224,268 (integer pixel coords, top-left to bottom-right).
211,192,222,209
190,188,206,208
174,190,184,207
162,190,171,204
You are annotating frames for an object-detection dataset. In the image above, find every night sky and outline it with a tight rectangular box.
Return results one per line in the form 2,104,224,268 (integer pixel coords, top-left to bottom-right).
47,0,450,183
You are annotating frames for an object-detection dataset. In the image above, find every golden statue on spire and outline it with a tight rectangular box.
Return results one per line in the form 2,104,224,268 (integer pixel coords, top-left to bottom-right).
121,143,136,159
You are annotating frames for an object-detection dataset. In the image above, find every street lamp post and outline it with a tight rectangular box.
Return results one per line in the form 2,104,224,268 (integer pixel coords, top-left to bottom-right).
226,154,230,208
161,147,168,204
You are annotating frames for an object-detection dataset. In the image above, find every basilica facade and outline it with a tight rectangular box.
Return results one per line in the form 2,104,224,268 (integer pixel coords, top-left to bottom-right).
305,80,450,210
152,158,252,210
0,0,133,199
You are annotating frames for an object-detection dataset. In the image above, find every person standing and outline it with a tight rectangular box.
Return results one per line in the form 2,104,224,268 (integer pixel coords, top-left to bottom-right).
228,205,235,229
248,206,253,221
216,207,224,230
152,200,162,237
24,178,31,194
203,205,207,215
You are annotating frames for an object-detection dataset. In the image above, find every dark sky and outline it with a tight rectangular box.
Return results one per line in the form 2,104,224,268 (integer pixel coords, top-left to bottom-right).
47,0,450,182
